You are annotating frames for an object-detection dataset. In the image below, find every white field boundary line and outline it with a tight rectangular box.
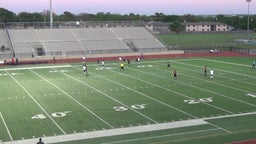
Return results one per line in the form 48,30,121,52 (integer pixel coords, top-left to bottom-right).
5,70,67,135
0,65,71,71
0,112,13,141
58,69,159,124
102,112,256,144
2,119,209,144
128,66,235,114
4,111,256,144
72,66,197,119
30,69,114,129
101,128,220,144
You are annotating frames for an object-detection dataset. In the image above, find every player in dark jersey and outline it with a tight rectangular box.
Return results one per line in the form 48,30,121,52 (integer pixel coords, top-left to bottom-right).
167,61,171,69
173,69,177,80
83,64,87,74
203,65,207,77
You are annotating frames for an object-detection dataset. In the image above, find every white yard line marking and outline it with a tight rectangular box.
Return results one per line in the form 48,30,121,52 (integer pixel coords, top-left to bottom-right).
60,69,159,124
5,70,66,135
0,112,13,141
4,111,256,144
30,70,115,129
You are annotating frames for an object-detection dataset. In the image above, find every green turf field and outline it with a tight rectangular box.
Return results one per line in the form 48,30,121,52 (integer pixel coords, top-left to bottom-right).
158,32,256,49
0,57,256,144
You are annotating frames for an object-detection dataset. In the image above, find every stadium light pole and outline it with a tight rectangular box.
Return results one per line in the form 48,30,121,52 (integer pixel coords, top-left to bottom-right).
50,0,53,28
246,0,252,39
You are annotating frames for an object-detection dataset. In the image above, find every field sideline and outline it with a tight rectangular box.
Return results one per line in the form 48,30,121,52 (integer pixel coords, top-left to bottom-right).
0,57,256,144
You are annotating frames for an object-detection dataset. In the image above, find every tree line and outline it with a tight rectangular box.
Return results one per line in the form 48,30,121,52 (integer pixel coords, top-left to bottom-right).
0,8,255,31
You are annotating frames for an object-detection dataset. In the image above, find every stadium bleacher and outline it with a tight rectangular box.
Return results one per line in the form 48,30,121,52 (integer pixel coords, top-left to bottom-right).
3,26,167,58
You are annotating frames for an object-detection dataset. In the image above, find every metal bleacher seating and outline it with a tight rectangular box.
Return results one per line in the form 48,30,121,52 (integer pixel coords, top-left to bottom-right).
7,27,166,58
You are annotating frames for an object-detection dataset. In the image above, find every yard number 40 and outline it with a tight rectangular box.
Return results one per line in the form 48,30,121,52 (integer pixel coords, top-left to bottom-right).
31,111,71,119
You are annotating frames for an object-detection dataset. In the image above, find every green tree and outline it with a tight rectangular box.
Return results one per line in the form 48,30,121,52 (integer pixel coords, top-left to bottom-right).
170,21,183,33
0,8,17,22
58,11,76,21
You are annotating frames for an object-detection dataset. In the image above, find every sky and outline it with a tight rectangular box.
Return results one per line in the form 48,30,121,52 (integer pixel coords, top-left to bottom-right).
1,0,256,15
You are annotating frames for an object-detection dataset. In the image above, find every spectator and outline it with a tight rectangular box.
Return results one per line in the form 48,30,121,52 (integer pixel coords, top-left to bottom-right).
37,138,44,144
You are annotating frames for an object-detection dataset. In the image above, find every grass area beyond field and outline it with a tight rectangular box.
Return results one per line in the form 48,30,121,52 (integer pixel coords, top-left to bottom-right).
0,57,256,144
158,32,256,49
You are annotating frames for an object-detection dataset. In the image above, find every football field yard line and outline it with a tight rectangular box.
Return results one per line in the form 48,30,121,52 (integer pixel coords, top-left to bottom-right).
87,70,197,119
0,112,13,141
129,66,234,114
59,69,159,124
5,70,67,135
30,69,115,129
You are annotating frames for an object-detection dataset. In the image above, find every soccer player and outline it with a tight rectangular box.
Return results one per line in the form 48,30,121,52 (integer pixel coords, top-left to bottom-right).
167,61,171,69
210,68,214,79
203,65,207,76
82,56,86,65
101,60,105,68
137,57,141,64
120,63,124,71
127,59,131,66
83,64,87,74
173,69,177,80
252,60,256,70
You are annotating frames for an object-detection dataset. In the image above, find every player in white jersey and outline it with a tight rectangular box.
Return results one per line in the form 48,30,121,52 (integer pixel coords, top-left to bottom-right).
210,68,214,78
